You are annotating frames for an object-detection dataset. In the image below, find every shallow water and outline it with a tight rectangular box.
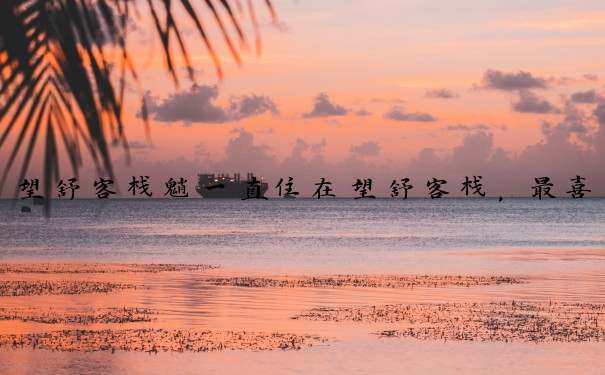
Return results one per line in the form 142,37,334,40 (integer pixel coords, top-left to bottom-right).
1,198,604,374
1,198,604,274
1,267,605,374
3,338,605,375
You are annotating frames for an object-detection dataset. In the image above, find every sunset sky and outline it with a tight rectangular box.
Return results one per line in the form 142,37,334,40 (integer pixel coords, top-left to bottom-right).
2,0,605,198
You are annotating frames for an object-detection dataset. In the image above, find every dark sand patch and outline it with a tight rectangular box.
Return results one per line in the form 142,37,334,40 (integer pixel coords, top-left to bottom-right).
0,263,218,274
0,329,328,352
208,275,523,289
293,301,605,342
0,281,135,296
0,307,158,325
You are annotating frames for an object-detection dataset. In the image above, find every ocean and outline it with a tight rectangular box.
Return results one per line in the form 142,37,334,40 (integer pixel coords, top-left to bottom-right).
1,197,604,274
1,197,605,374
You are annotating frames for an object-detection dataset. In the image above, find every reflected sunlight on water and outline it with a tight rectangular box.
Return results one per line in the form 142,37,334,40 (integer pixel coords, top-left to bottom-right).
1,198,604,373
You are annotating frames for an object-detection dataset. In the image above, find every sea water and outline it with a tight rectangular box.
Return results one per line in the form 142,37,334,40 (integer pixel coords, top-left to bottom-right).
0,197,603,274
2,198,605,374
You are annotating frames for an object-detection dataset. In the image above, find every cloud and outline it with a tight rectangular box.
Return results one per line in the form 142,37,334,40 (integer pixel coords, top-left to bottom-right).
444,124,490,131
350,141,381,158
265,20,291,33
593,103,605,124
291,138,310,158
213,128,277,172
450,131,494,168
404,118,604,197
478,69,548,91
555,77,576,85
592,104,605,158
100,111,603,199
143,85,226,124
400,92,604,197
355,109,371,116
324,119,343,127
541,121,587,145
560,101,590,134
311,138,327,153
178,66,203,81
425,89,458,99
512,91,560,114
110,140,148,149
194,141,210,157
370,98,405,104
127,141,148,149
384,106,436,122
138,85,278,125
570,90,605,104
230,94,280,119
302,93,347,118
583,74,599,81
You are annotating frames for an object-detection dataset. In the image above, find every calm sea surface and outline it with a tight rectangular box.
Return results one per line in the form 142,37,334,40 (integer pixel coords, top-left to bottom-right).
1,198,605,374
0,197,603,274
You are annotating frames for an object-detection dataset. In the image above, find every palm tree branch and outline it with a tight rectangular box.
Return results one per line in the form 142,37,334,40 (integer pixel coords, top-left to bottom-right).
0,0,278,204
0,78,50,193
146,0,178,82
0,64,49,149
51,3,117,177
204,0,242,65
180,0,223,78
162,0,195,83
11,93,50,199
246,0,260,56
0,53,44,101
43,105,59,216
219,0,245,42
49,93,82,178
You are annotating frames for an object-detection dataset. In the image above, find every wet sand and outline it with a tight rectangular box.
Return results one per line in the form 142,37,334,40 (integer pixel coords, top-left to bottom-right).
294,301,605,342
0,263,218,274
208,275,523,288
0,280,135,296
0,307,158,325
0,329,327,352
0,262,603,356
0,263,333,352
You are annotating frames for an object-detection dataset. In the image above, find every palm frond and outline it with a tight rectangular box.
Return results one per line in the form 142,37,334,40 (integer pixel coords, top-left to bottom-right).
0,0,276,216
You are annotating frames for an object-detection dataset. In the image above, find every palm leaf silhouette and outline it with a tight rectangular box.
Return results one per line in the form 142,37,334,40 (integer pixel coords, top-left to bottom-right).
0,0,276,215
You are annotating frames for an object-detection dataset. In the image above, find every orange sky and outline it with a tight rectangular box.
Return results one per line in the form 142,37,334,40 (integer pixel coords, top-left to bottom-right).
1,0,605,198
